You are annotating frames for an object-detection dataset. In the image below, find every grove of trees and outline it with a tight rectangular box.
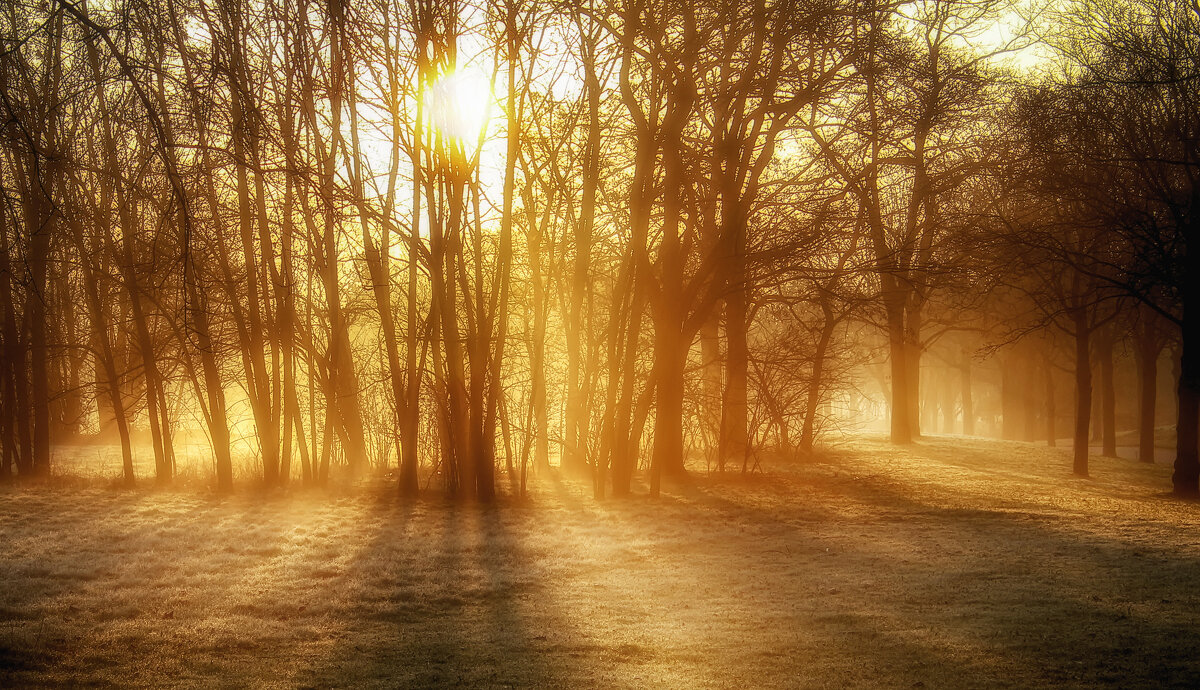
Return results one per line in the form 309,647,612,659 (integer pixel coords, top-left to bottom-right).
0,0,1196,497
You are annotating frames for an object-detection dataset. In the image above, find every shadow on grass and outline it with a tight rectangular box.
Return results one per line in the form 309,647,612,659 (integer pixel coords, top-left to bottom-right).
589,440,1200,687
295,490,583,687
4,435,1200,687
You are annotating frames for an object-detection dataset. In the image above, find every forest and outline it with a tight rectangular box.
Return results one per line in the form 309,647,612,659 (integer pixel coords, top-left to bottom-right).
0,0,1195,498
2,0,1200,685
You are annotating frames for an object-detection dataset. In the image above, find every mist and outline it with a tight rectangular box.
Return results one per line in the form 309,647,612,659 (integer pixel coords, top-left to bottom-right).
1,0,1198,685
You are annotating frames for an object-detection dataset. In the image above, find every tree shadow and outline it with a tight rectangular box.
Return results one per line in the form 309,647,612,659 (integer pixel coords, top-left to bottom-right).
295,490,585,687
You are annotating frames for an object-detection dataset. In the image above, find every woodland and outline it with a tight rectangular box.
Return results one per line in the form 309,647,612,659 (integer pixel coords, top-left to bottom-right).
2,0,1200,685
0,0,1196,497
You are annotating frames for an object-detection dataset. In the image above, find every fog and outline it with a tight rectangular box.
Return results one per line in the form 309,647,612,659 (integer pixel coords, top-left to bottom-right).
1,0,1199,682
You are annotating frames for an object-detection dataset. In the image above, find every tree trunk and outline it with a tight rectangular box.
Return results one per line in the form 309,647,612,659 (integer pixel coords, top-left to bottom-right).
941,370,956,434
1072,309,1092,477
528,214,548,473
1097,327,1117,457
1001,357,1019,441
1136,307,1163,463
651,131,689,493
1023,356,1039,443
27,205,52,478
119,226,173,485
799,302,835,452
885,298,913,444
905,321,922,439
469,182,496,503
1173,273,1200,496
0,225,18,478
1044,356,1056,447
720,280,749,474
961,348,974,435
566,13,601,474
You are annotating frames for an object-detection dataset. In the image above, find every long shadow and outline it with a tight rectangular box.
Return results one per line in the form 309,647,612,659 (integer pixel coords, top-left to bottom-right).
840,505,1200,686
796,454,1200,685
0,486,247,684
295,487,584,687
8,437,1200,687
580,443,1200,686
494,439,1200,686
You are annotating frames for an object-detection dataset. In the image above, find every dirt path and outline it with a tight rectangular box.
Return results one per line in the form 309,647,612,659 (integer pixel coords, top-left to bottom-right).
1,435,1198,688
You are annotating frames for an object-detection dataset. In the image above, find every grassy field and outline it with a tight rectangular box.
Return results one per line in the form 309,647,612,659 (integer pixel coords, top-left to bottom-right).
2,435,1199,688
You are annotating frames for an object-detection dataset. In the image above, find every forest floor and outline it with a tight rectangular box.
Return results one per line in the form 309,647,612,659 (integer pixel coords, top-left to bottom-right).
2,435,1200,688
1113,424,1178,449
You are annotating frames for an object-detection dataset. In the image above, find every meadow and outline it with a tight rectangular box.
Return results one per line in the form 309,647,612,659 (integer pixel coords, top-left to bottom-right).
2,435,1198,688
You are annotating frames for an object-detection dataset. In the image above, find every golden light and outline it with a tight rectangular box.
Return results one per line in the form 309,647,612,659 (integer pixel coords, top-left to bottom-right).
423,66,494,154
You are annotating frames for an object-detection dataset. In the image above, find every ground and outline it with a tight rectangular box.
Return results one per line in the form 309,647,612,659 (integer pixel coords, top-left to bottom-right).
1113,424,1177,450
2,435,1199,688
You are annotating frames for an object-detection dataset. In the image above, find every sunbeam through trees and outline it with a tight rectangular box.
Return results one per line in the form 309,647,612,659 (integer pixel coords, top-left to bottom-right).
2,0,1200,496
3,0,1200,685
1,0,1198,497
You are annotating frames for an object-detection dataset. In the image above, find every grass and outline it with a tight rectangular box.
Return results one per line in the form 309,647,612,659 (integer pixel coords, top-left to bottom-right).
2,434,1199,687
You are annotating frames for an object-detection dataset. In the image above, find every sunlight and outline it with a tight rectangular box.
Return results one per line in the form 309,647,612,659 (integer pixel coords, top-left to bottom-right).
7,0,1200,683
423,66,494,155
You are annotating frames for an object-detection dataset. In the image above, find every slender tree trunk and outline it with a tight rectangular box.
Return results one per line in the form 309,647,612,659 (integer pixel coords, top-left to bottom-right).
190,283,233,490
484,10,520,492
566,11,601,474
920,367,937,434
119,227,173,484
799,302,836,453
401,64,425,496
1098,327,1117,457
225,3,280,486
610,248,646,497
1072,309,1092,477
904,311,922,439
1001,357,1019,441
65,187,133,486
469,180,496,502
1023,354,1039,443
717,123,750,472
941,370,956,433
0,223,17,478
90,291,135,487
325,0,370,476
24,13,63,479
1136,307,1163,463
1045,356,1056,447
527,209,548,472
960,348,974,435
613,10,653,495
352,32,413,492
885,297,913,444
721,284,748,473
27,199,52,478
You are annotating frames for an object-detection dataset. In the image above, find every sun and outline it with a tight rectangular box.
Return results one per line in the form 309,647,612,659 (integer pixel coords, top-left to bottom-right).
423,66,494,154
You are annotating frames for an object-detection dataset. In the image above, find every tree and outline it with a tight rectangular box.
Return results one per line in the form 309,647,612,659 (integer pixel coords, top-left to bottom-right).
1051,0,1200,494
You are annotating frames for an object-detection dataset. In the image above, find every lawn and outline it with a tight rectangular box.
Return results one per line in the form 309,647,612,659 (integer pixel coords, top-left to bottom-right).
2,435,1199,688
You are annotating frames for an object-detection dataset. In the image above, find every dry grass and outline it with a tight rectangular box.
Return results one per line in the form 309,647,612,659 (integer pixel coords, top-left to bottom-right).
2,434,1199,688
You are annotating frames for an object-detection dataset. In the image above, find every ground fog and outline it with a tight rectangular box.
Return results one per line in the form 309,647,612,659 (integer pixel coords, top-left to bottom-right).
2,435,1199,688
